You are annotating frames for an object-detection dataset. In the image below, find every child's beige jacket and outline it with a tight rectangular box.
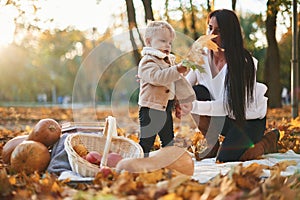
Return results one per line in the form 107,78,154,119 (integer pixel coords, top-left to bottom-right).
138,47,196,111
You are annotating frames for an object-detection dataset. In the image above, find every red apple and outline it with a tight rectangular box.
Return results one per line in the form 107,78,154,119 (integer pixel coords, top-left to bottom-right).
107,152,123,168
99,166,113,178
85,151,102,165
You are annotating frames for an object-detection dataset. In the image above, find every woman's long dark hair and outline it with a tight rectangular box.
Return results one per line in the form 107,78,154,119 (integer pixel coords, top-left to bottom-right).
208,9,255,125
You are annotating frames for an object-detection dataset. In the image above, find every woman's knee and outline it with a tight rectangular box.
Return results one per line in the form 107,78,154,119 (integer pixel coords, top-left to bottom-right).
193,85,211,101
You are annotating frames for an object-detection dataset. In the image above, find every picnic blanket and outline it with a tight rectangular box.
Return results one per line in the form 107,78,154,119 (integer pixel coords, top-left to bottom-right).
47,135,300,182
192,150,300,183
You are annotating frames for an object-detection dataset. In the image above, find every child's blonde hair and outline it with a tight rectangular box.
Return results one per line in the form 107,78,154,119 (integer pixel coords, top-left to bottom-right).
144,21,175,41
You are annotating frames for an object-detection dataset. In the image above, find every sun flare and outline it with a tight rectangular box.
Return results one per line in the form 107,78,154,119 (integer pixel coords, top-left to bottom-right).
0,5,17,47
0,18,15,47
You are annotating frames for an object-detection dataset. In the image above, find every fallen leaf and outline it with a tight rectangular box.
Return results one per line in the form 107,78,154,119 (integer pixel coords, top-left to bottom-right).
0,168,12,197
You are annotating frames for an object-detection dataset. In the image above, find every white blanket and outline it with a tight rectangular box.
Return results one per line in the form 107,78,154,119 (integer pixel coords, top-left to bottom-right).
192,150,300,183
58,150,300,183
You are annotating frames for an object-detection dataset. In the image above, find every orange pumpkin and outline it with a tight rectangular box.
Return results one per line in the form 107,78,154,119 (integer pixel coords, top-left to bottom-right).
28,118,61,147
2,135,28,164
10,140,50,174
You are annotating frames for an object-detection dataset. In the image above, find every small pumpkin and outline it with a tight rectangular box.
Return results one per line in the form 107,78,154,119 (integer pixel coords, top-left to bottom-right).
28,118,61,147
10,140,50,174
2,135,28,164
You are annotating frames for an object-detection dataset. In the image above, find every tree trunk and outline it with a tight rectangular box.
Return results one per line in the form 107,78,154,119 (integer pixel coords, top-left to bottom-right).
125,0,142,65
296,13,300,104
164,0,170,21
189,0,199,40
206,0,215,12
179,0,188,35
264,0,282,108
298,18,300,90
232,0,237,11
207,0,211,12
141,0,154,23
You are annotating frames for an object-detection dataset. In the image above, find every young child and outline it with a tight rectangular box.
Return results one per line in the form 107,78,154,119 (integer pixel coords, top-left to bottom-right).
138,21,195,157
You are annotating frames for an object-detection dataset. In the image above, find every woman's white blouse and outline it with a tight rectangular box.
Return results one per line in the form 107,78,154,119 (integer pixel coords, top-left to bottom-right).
185,56,268,120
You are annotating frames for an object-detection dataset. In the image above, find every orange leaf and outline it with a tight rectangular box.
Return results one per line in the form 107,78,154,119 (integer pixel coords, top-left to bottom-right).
193,34,220,52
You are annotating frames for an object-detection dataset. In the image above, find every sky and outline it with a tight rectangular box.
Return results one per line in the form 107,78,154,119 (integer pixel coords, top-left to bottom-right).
0,0,288,47
38,0,267,31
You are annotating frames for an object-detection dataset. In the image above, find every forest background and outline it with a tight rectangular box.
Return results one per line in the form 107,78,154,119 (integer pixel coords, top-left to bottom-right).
0,0,299,110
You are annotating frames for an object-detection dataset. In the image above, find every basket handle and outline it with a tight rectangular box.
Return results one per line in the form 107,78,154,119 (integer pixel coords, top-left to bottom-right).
100,116,117,167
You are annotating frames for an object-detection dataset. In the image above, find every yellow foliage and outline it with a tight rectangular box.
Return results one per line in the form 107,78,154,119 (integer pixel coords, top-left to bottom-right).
73,144,88,157
136,169,164,184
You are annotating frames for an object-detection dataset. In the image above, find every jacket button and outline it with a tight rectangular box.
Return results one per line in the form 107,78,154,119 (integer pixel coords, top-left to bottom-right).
165,89,170,93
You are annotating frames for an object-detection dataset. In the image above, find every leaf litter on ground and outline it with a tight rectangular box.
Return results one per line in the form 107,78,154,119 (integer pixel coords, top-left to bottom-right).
0,106,299,199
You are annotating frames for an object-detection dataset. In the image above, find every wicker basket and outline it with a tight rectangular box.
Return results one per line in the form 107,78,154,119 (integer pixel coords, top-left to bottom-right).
64,133,144,177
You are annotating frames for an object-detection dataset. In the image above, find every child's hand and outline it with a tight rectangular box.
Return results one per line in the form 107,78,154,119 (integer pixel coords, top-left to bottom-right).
176,63,188,73
175,103,181,119
135,74,141,83
180,102,192,116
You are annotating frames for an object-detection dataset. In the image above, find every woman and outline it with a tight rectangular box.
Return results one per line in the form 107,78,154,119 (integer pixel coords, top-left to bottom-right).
182,9,279,162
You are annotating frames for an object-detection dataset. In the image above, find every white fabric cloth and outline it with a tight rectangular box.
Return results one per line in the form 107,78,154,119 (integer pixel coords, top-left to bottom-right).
58,150,300,184
185,56,268,119
192,150,300,183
